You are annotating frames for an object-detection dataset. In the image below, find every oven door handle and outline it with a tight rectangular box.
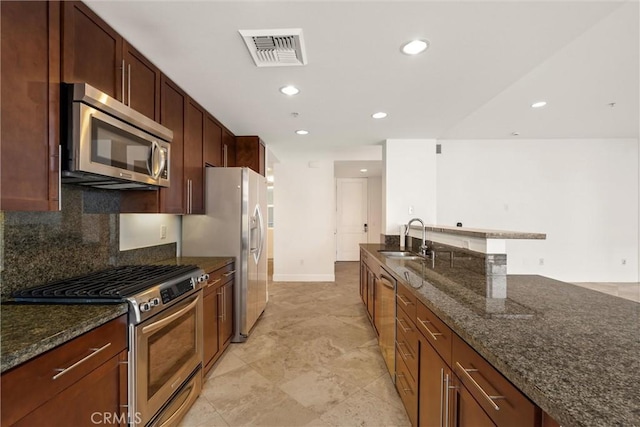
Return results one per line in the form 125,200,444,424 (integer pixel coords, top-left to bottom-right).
142,296,199,334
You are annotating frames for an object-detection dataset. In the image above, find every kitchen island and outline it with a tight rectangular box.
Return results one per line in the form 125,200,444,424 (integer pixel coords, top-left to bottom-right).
361,243,640,427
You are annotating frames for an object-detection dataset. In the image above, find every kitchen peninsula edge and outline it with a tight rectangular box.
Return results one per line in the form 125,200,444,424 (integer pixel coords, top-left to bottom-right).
360,243,639,427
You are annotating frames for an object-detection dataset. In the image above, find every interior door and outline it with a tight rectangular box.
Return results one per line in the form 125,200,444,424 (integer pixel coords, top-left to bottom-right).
336,178,368,261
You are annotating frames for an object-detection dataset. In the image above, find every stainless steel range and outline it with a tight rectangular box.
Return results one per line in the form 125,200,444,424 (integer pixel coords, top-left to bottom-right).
14,264,208,426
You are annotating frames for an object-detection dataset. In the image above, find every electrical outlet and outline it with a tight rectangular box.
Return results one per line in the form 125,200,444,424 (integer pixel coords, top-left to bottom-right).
539,258,544,266
408,205,414,215
160,225,167,240
622,259,627,265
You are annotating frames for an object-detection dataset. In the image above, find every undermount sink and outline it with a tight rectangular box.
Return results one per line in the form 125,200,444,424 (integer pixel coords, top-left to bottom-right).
378,251,425,261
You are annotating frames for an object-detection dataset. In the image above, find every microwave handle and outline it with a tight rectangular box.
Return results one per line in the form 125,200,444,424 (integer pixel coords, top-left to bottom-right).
147,141,166,180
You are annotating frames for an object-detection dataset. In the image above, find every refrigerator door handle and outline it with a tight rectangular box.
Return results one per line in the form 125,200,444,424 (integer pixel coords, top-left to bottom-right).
253,204,264,263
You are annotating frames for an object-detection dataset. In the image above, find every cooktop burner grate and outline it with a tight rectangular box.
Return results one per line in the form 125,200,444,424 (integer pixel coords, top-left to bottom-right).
13,265,200,301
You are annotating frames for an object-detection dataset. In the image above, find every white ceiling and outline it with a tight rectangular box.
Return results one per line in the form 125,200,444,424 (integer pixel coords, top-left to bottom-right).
85,1,639,161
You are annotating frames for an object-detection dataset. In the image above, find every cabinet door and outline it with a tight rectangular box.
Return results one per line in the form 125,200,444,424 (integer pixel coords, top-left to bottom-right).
184,98,205,214
367,270,375,320
236,136,266,176
123,41,160,121
0,0,60,211
203,288,220,373
223,129,236,167
158,76,186,214
13,351,128,427
204,115,223,167
419,335,452,427
219,280,234,346
62,1,122,99
456,382,496,427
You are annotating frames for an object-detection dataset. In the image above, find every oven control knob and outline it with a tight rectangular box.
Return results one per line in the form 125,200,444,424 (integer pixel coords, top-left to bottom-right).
140,302,151,312
150,298,160,306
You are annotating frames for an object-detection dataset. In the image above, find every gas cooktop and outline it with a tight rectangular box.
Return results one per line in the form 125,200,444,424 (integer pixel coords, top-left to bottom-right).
13,265,201,302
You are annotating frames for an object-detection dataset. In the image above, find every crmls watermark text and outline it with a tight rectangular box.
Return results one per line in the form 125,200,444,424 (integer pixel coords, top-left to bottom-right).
91,412,142,425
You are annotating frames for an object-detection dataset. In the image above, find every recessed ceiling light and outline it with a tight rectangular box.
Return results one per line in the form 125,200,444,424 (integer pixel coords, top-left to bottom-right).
511,131,520,136
372,112,388,119
295,130,309,135
360,169,368,173
531,101,547,108
280,85,300,96
401,39,429,55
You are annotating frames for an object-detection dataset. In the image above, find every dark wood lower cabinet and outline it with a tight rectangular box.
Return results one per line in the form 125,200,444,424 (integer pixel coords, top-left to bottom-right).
1,315,128,427
13,350,128,427
202,262,235,375
455,381,496,427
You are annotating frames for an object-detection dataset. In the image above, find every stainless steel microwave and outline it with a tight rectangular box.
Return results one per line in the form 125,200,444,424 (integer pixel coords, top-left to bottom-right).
61,83,172,190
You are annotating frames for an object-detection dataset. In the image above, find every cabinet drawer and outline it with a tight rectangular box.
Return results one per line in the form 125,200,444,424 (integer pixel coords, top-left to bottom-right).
396,282,416,319
395,339,417,384
416,301,452,364
203,262,235,295
395,355,418,426
1,315,127,426
396,306,418,356
452,335,539,427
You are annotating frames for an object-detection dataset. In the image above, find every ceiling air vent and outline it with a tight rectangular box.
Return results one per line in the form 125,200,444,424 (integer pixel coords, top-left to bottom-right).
239,29,307,67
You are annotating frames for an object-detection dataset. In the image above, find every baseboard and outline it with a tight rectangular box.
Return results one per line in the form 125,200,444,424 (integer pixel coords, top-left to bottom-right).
272,274,335,282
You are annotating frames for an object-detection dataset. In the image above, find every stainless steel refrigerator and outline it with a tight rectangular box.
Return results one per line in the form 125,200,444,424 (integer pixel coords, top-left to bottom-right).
182,167,268,342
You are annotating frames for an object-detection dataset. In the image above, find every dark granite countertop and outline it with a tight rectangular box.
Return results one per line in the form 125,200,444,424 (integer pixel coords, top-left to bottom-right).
154,256,234,273
361,244,640,427
0,303,128,373
410,224,546,239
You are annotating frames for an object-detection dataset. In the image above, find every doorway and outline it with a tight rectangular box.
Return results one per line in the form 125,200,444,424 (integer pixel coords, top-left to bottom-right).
334,160,382,261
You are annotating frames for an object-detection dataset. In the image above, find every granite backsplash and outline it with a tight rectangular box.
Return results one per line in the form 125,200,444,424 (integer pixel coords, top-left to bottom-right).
0,185,176,302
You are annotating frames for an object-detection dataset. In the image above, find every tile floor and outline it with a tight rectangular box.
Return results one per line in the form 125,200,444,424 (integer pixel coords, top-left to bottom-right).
179,261,409,427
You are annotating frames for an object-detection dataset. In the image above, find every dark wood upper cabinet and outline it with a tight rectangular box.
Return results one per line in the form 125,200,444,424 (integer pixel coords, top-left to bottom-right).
158,76,186,214
223,129,236,167
120,75,185,214
184,98,205,214
204,114,223,167
123,41,160,121
1,1,60,212
62,1,122,99
236,136,266,176
62,2,160,121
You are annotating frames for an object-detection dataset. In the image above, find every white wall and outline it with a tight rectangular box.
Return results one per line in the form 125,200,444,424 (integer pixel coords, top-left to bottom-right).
368,176,382,243
273,161,336,281
271,145,382,281
436,138,639,282
383,139,437,235
119,214,181,251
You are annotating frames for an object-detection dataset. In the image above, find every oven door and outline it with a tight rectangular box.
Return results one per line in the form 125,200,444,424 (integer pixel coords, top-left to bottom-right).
132,291,203,425
71,102,170,187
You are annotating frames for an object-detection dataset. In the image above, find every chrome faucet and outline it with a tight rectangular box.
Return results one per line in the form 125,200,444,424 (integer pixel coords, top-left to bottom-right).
405,218,429,257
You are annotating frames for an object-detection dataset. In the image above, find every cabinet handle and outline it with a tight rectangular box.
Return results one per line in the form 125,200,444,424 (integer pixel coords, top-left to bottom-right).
206,278,221,288
417,318,443,341
397,318,412,334
397,294,413,307
396,373,413,395
444,372,450,427
223,270,236,277
58,144,62,211
397,341,413,360
380,274,395,290
223,144,228,167
455,362,504,411
121,59,125,102
52,342,112,380
127,63,131,106
440,368,444,427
